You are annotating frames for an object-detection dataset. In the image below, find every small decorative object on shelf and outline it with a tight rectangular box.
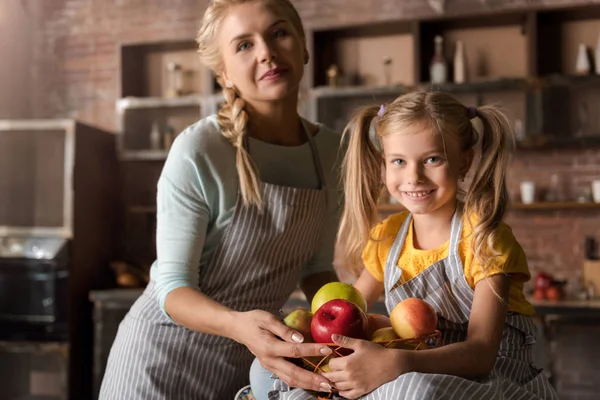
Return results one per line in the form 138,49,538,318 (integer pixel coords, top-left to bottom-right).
382,56,392,86
427,0,445,14
430,35,448,84
166,62,184,98
149,121,162,150
327,64,339,87
595,34,600,75
453,40,466,84
163,126,175,151
575,44,591,75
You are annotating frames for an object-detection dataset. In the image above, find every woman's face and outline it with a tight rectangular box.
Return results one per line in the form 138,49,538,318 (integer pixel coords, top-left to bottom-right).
218,1,307,103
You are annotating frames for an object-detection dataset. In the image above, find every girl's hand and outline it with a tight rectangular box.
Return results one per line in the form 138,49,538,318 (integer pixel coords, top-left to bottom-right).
231,310,334,393
322,334,409,399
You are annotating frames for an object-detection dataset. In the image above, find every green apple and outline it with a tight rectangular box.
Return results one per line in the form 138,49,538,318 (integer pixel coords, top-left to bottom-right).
311,282,367,314
283,308,313,342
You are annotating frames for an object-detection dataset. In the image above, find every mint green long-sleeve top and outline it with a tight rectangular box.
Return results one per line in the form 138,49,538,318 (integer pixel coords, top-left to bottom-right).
149,115,344,316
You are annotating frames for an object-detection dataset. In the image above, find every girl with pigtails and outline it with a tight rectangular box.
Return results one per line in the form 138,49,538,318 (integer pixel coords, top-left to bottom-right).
270,91,558,400
100,1,345,399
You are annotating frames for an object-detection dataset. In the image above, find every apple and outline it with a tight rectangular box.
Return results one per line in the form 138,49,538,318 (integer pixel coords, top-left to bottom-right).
370,327,399,343
283,308,314,342
366,313,392,339
389,298,438,339
311,299,368,344
311,282,367,314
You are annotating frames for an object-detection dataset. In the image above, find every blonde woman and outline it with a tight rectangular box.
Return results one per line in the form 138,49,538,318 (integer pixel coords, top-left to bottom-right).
99,1,342,398
270,91,559,399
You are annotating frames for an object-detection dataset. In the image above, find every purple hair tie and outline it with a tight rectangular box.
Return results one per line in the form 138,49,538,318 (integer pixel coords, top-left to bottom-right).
377,104,386,118
467,106,477,120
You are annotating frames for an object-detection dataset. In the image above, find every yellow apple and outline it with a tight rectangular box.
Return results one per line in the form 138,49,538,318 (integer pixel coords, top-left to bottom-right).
311,282,367,314
283,308,313,342
370,327,400,343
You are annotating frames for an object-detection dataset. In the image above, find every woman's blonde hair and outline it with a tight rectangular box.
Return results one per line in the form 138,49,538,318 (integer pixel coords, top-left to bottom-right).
338,90,515,277
196,0,306,208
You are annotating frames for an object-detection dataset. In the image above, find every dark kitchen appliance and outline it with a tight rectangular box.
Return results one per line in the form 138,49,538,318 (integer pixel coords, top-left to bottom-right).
0,119,118,400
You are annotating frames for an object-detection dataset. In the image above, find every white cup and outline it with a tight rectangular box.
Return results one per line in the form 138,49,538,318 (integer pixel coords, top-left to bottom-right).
520,181,536,204
592,180,600,203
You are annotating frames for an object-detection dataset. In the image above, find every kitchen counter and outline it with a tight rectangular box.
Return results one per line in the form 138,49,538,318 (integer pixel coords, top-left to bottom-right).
529,298,600,318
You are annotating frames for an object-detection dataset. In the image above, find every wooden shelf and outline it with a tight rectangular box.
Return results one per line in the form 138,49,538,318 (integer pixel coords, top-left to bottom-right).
116,95,204,111
310,85,409,99
378,202,600,212
511,202,600,210
119,150,168,161
311,78,530,100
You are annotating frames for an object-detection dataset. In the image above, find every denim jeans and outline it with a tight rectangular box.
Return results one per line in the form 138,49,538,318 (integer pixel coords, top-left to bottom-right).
249,357,276,400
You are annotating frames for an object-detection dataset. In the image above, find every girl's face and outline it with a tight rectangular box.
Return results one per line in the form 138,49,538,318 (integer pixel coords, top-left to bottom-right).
382,123,468,217
218,1,307,104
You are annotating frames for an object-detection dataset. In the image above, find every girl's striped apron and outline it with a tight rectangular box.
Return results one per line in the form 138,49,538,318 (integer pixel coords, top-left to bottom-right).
270,211,559,400
99,128,328,400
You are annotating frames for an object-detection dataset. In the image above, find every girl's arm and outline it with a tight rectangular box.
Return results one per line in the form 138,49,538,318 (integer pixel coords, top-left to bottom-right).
404,273,510,378
323,273,509,398
353,268,385,310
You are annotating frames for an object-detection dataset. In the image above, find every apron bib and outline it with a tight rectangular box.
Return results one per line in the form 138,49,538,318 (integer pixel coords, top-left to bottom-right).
99,123,329,400
271,210,558,400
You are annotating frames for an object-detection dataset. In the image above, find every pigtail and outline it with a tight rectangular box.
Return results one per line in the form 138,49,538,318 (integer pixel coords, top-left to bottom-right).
337,105,384,276
464,105,515,273
217,85,263,209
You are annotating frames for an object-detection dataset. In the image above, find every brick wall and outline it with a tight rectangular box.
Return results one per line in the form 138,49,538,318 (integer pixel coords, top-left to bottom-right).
1,1,600,399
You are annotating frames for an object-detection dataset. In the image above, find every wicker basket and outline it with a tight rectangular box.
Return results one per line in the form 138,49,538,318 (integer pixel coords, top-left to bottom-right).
294,330,442,400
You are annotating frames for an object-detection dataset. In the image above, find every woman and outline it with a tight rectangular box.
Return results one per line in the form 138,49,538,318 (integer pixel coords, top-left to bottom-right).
99,1,341,399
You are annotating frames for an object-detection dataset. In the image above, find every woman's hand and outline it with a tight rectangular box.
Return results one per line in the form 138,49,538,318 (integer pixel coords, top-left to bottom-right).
322,334,409,399
230,309,334,393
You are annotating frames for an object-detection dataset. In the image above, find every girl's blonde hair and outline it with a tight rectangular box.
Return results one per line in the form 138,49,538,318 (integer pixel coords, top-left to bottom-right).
339,90,515,277
196,0,306,208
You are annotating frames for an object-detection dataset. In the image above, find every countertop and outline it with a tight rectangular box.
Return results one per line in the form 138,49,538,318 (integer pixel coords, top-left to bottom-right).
88,288,600,318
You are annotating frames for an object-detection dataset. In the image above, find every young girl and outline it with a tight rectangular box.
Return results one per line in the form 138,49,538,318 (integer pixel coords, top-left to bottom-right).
269,91,559,399
99,1,341,399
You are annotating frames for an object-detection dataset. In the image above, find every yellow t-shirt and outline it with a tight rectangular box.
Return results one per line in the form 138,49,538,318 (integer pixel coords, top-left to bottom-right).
362,211,534,316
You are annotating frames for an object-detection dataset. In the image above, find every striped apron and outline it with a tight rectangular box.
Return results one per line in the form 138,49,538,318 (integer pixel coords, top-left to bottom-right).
99,128,328,400
270,211,559,400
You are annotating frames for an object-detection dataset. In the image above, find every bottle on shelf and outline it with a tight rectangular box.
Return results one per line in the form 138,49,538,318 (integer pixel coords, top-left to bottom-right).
453,40,466,84
575,44,591,75
430,35,448,84
149,121,162,151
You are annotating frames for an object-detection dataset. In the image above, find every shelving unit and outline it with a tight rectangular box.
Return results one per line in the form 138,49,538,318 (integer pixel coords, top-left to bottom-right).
305,5,600,149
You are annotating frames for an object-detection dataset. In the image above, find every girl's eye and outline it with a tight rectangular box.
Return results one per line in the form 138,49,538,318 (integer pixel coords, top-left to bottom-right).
237,41,251,52
391,159,405,166
426,156,441,164
273,28,287,38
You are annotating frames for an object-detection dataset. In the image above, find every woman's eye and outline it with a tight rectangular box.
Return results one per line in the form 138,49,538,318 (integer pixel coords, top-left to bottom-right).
237,41,251,52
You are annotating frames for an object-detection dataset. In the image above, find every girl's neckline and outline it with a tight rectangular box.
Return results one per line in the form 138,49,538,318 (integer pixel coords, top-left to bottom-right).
406,217,450,255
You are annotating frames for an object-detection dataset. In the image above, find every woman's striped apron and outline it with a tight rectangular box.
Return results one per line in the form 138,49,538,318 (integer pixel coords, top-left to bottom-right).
270,211,559,400
99,128,328,400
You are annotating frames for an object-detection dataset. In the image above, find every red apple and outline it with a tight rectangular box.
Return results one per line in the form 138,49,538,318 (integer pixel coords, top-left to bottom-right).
366,313,392,339
283,308,313,342
311,299,368,344
389,298,438,339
